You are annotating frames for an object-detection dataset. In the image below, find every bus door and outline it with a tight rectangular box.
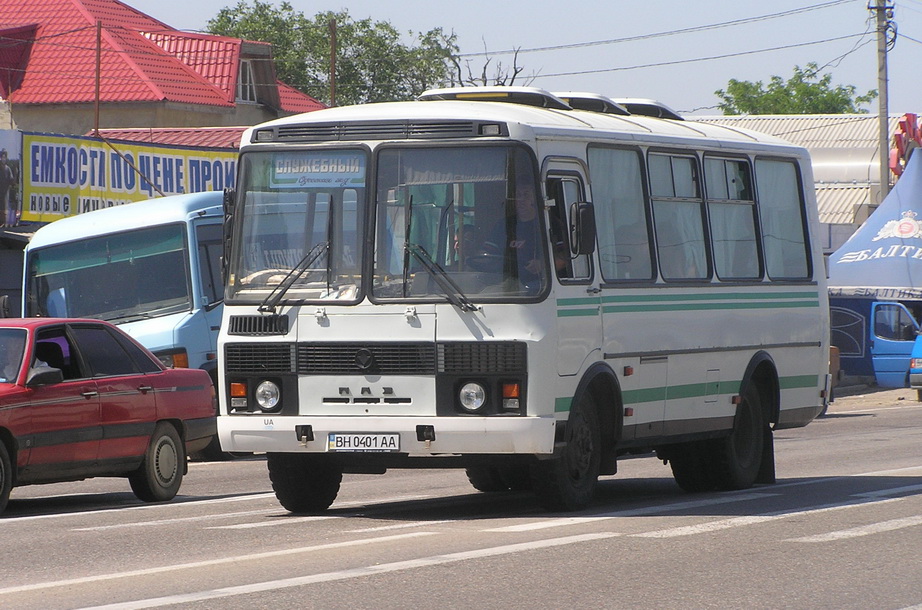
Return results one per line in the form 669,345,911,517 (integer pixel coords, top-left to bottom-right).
193,221,224,371
544,162,599,377
870,301,919,387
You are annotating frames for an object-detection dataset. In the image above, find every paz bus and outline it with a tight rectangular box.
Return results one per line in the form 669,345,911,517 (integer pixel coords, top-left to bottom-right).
218,87,830,512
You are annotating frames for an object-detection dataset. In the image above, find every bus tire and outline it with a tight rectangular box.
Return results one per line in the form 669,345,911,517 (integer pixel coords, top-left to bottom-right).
129,423,184,503
531,393,601,511
267,453,342,513
499,465,532,491
712,385,765,490
465,466,508,492
668,441,718,493
0,441,11,515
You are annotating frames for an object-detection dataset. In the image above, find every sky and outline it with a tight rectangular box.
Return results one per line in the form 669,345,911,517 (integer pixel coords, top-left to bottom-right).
125,0,922,117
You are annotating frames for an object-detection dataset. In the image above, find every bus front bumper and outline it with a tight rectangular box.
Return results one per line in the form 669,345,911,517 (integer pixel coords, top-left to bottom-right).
218,415,558,456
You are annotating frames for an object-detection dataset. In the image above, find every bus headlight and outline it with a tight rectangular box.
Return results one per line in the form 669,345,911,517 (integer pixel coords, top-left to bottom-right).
459,382,486,412
255,380,281,411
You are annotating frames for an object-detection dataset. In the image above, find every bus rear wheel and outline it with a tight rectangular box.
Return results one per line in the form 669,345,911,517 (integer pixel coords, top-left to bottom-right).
712,386,765,490
531,394,601,511
267,453,342,513
668,441,718,493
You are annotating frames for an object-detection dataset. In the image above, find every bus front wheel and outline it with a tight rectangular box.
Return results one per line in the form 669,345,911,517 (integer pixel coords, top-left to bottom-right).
267,453,342,513
531,394,601,511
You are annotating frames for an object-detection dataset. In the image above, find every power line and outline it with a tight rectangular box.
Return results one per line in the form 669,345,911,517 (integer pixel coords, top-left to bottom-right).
532,33,871,80
459,0,856,58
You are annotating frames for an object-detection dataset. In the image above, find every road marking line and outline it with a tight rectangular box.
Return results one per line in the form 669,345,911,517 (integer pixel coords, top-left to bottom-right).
209,515,339,529
486,492,773,532
854,483,922,498
633,497,902,538
787,515,922,542
77,533,617,610
347,520,456,533
73,509,280,531
0,532,437,596
0,493,277,524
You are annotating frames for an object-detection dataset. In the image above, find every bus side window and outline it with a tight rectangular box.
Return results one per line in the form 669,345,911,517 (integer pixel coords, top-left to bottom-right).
588,146,654,281
545,176,590,281
649,153,709,281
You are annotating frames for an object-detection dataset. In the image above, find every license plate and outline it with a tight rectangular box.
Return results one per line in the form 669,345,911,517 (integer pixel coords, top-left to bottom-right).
327,433,400,452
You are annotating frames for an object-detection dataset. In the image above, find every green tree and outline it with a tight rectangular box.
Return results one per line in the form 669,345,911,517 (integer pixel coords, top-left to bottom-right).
207,1,459,106
715,63,878,115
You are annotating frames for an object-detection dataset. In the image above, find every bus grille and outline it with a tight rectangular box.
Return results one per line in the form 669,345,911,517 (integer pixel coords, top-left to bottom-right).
438,342,527,373
225,342,526,376
268,120,491,142
227,315,289,336
225,343,296,373
297,343,436,375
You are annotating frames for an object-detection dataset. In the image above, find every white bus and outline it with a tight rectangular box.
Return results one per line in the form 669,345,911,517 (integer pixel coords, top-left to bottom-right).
218,87,830,512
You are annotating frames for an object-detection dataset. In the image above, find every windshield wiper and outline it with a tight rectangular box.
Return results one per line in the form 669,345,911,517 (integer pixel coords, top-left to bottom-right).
405,243,479,312
258,241,330,313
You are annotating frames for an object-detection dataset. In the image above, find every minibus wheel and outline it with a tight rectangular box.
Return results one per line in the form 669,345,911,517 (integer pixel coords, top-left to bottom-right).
267,453,342,513
668,441,718,493
465,466,508,492
712,386,765,490
531,394,601,511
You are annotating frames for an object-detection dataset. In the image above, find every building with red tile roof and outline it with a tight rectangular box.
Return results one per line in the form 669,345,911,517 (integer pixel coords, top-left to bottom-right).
0,0,325,136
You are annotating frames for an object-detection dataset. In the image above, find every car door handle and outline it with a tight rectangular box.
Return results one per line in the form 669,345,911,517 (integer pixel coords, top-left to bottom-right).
81,390,98,399
138,385,153,394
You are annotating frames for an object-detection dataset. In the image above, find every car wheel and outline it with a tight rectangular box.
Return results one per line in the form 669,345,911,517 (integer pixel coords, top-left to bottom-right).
267,453,342,513
129,423,185,502
0,442,11,515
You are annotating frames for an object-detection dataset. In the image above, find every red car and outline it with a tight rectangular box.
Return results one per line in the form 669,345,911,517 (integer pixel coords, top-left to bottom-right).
0,318,217,514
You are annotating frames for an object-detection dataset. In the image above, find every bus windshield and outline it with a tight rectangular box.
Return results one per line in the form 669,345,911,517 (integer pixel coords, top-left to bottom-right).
227,149,366,304
373,145,548,301
26,224,192,321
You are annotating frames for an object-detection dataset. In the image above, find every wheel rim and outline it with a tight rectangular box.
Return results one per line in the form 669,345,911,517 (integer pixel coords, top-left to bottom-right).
154,437,178,486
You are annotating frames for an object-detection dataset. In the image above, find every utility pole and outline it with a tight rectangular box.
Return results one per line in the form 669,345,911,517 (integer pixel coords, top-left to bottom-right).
870,3,895,201
329,19,337,107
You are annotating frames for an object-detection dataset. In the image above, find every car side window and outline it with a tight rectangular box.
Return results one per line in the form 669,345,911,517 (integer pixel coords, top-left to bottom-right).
69,326,141,376
34,328,84,380
112,331,162,374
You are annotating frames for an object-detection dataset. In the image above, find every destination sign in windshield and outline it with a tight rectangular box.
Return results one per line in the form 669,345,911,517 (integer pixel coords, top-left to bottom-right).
271,151,366,188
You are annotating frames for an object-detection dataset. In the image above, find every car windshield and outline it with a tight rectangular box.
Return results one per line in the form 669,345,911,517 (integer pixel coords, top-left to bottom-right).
226,149,366,304
372,145,548,301
0,328,27,384
26,224,193,321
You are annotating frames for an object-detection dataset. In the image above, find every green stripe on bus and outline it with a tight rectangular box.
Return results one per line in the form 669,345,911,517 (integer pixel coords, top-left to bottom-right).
602,300,818,314
574,374,817,408
600,291,818,304
779,374,821,389
557,297,600,306
557,308,600,317
555,396,572,413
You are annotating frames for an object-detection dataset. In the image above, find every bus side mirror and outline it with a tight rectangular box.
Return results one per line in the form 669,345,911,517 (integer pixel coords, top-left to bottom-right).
0,295,10,318
569,201,596,256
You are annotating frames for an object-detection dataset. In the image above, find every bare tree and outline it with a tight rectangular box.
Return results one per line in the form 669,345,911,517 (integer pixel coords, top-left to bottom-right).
449,43,535,87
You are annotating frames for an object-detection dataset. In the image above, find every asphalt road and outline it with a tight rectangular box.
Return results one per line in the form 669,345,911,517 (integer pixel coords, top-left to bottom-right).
1,390,921,609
